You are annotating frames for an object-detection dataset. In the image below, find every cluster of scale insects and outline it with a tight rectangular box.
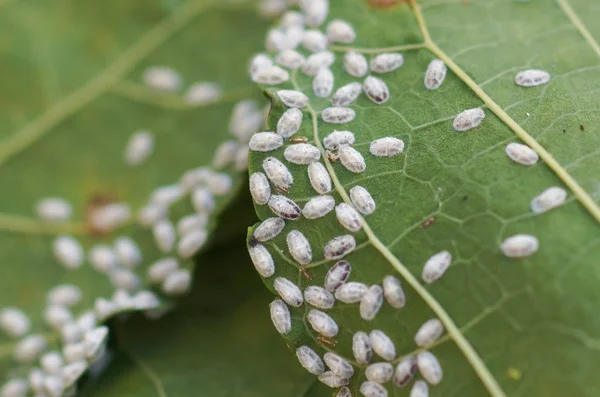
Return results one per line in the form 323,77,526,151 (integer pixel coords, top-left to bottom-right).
246,0,562,396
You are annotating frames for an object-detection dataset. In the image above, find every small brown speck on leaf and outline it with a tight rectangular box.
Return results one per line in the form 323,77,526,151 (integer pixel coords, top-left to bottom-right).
86,193,116,235
367,0,406,8
300,266,313,281
421,216,436,228
580,124,584,131
317,335,337,347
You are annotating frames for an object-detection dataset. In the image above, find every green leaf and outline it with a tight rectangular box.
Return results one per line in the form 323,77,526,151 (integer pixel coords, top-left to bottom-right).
248,1,600,396
0,0,266,384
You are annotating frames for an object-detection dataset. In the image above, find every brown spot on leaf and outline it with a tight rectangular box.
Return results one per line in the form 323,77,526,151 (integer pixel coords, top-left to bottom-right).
86,193,116,236
366,0,407,8
300,266,313,281
317,335,337,348
580,124,584,131
420,216,436,228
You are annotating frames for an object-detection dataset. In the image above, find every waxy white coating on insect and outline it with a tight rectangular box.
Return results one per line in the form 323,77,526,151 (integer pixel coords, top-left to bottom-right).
36,197,72,223
276,49,306,69
177,229,207,258
318,371,350,388
180,166,211,191
249,243,275,278
302,195,335,219
212,140,238,169
382,275,405,309
417,351,443,385
326,19,356,44
62,360,87,388
76,311,97,334
84,326,109,360
269,299,291,334
453,108,485,131
254,217,286,242
249,53,273,76
124,130,154,167
1,379,28,397
302,51,335,76
339,146,366,173
307,309,339,337
505,142,539,166
364,76,390,104
323,130,355,150
263,157,294,192
252,65,290,85
192,187,215,214
410,380,429,397
131,290,161,311
249,132,284,152
323,352,354,378
415,319,444,347
110,269,141,292
53,236,84,270
137,203,166,227
501,234,539,258
184,81,221,105
366,362,393,384
235,144,250,171
530,186,567,214
337,386,352,397
360,285,384,321
14,335,47,363
88,244,118,273
325,261,351,292
143,66,181,91
64,343,86,364
284,143,321,164
114,236,142,269
153,219,176,253
335,203,362,232
95,298,119,321
300,0,328,27
335,281,368,303
303,30,328,52
370,137,405,157
147,257,178,284
41,351,63,374
352,331,373,365
269,195,302,220
370,330,396,361
281,10,305,28
332,82,362,107
90,202,131,232
43,375,64,397
249,172,271,206
296,345,325,375
29,368,45,393
266,28,287,52
304,286,335,309
370,53,404,74
229,100,264,143
44,305,73,329
47,285,82,307
150,184,183,207
277,108,303,138
286,230,312,265
515,69,551,87
274,277,304,307
60,323,83,344
360,381,388,397
422,250,452,284
313,67,334,98
177,214,208,236
0,308,30,338
394,355,418,387
162,269,192,296
206,172,233,196
278,90,309,108
322,107,356,124
344,51,368,78
424,59,447,90
304,166,331,198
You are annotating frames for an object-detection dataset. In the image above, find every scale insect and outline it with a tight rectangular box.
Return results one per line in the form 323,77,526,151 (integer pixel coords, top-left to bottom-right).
269,299,291,334
515,69,551,87
53,236,84,270
278,90,309,108
370,329,396,361
277,108,303,138
307,309,339,337
308,162,332,194
352,331,373,365
302,29,328,52
453,108,485,131
275,49,306,69
249,172,271,205
249,243,275,278
323,352,354,378
302,195,335,219
369,137,405,157
505,142,539,166
501,234,539,258
331,82,362,106
370,52,404,73
424,59,447,90
284,143,321,164
249,132,284,152
344,51,368,77
323,235,356,260
382,275,405,309
263,157,294,192
360,381,387,397
414,319,444,347
268,195,301,220
339,146,366,173
335,281,368,303
296,345,325,375
313,67,334,98
530,186,567,214
286,230,312,265
422,250,452,284
363,76,390,104
321,107,356,124
349,185,376,215
274,277,304,307
324,261,351,292
360,285,384,321
394,355,418,387
417,351,443,385
326,19,356,43
335,203,362,232
323,130,355,150
302,51,335,76
253,217,286,242
36,197,72,222
304,286,335,309
365,362,393,383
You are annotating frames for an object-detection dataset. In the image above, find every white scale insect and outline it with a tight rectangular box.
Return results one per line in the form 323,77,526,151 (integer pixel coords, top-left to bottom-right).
177,229,207,259
515,69,551,87
370,53,404,74
277,108,303,138
360,381,388,397
323,130,355,150
269,195,302,220
0,308,30,338
110,269,141,292
308,162,332,194
235,144,250,171
45,306,72,329
192,188,215,214
352,331,373,365
323,352,354,378
424,59,447,90
229,100,264,142
339,146,366,173
151,184,183,207
147,257,178,284
280,11,304,28
394,355,418,387
360,285,384,321
153,219,176,253
313,68,334,98
417,351,443,385
303,30,328,52
278,90,309,108
14,334,47,363
252,65,290,85
53,236,84,270
364,76,390,104
29,368,45,392
249,132,284,152
323,234,356,260
370,329,396,361
47,285,82,307
326,19,356,44
276,49,306,69
284,143,321,164
269,299,291,334
332,82,362,107
162,269,192,296
286,230,312,264
501,234,539,258
249,53,273,76
321,107,356,124
296,345,324,375
325,261,351,292
137,203,166,226
382,275,405,309
337,386,352,397
41,351,63,374
302,51,335,76
206,172,233,196
263,157,294,192
184,82,221,105
254,217,285,242
335,203,362,232
266,28,286,52
344,51,368,78
274,277,304,307
335,281,368,303
143,66,181,91
370,137,404,157
304,286,335,309
2,379,28,397
61,323,82,344
422,250,452,284
505,142,539,166
302,195,335,219
530,186,567,214
212,140,238,169
366,362,393,384
318,371,350,388
307,309,338,337
410,380,429,397
36,197,72,223
250,172,271,205
90,202,131,232
114,236,142,268
300,0,329,27
414,319,444,347
453,108,485,131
